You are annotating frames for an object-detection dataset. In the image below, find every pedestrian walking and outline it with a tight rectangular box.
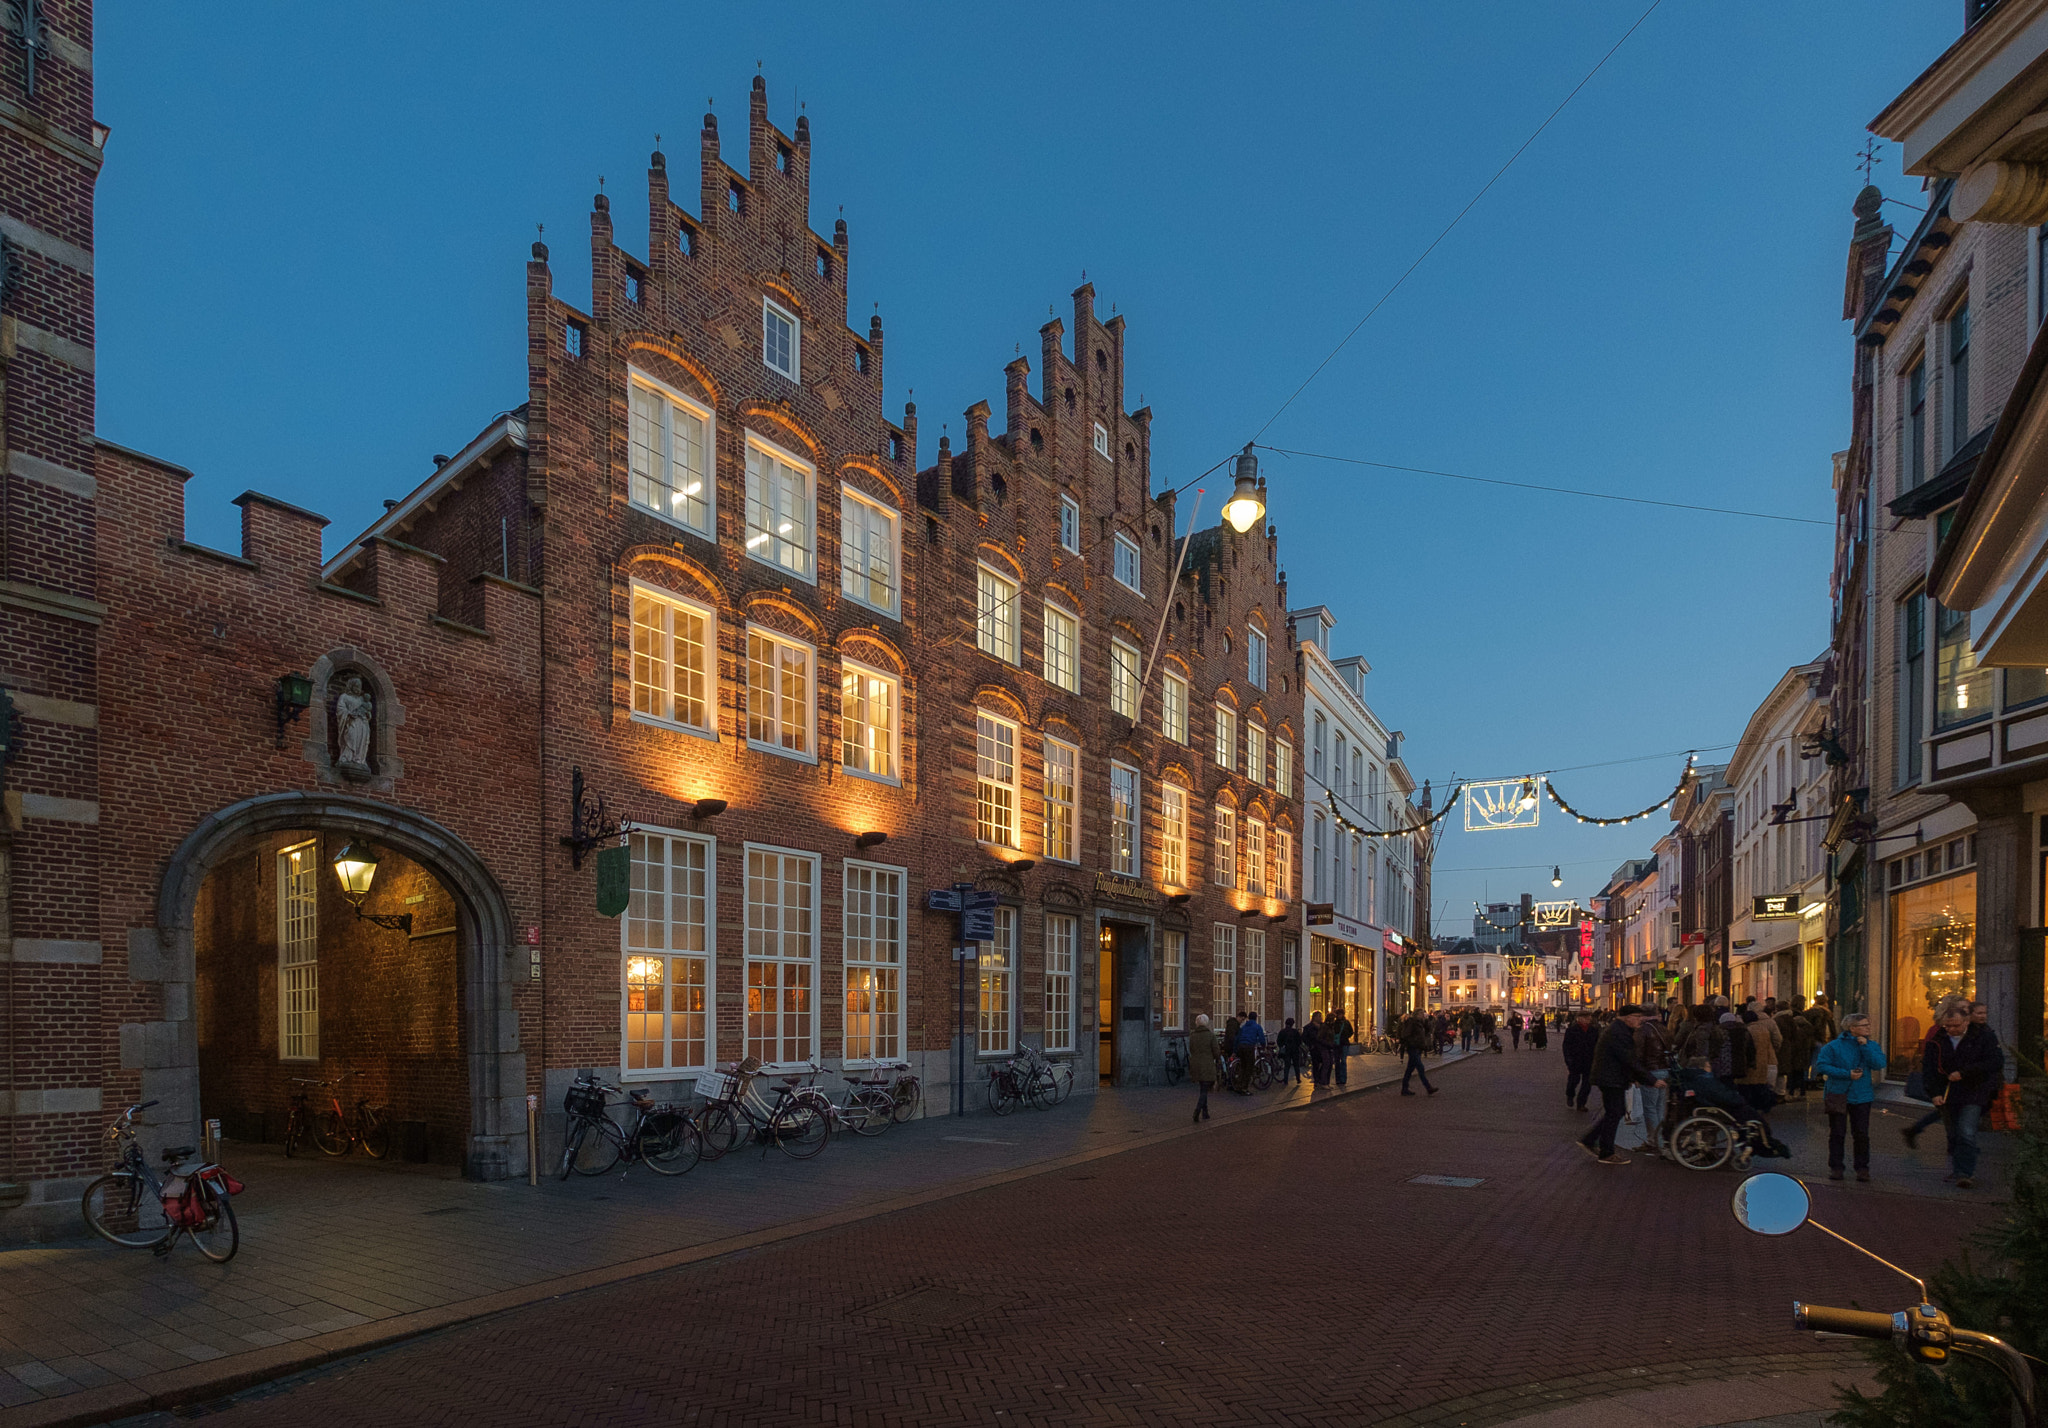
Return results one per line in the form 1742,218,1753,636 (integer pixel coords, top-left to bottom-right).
1633,1010,1672,1155
1306,1011,1333,1087
1329,1008,1355,1088
1775,998,1814,1100
1579,1004,1657,1165
1236,1010,1267,1093
1188,1014,1219,1124
1399,1010,1439,1096
1222,1012,1242,1092
1739,1008,1782,1115
1562,1010,1597,1110
1459,1009,1475,1053
1277,1016,1304,1084
1813,1013,1885,1182
1508,1012,1523,1050
1530,1014,1548,1051
1925,1001,2001,1189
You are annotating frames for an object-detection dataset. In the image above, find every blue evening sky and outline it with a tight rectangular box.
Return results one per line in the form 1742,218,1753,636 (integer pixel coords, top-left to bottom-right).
95,2,1955,934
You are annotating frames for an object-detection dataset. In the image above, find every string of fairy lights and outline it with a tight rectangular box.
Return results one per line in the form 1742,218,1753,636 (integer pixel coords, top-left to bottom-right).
1543,753,1697,827
1325,786,1465,839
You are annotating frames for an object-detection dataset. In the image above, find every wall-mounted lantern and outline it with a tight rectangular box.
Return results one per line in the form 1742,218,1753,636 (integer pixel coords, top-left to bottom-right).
331,841,414,935
275,673,313,748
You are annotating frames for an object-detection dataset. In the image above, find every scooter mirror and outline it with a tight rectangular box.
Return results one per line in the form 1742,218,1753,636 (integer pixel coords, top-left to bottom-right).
1732,1172,1810,1236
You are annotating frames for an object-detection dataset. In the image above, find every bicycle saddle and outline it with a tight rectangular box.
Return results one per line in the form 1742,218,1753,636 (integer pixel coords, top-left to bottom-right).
777,1075,802,1086
163,1145,196,1161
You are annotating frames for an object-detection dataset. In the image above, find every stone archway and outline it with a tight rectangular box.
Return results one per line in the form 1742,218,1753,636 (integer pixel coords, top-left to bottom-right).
145,791,524,1180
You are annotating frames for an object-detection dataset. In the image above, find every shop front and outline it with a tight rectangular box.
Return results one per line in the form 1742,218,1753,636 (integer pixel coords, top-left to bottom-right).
1887,856,1977,1075
1309,911,1380,1038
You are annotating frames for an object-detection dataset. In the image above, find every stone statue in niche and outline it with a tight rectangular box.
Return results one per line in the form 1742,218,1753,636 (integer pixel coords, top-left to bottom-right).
334,674,375,780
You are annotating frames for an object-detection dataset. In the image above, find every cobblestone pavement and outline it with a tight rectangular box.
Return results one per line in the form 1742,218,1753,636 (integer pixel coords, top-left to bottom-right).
0,1052,1451,1424
91,1049,2008,1428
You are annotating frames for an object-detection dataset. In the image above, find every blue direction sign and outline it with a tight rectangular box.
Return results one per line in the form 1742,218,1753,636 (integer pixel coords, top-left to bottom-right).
962,907,997,942
926,888,962,912
962,890,1000,911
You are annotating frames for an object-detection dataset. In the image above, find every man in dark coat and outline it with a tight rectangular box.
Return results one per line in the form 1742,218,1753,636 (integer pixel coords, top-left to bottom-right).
1925,1004,2003,1189
1399,1010,1439,1096
1277,1016,1304,1084
1561,1010,1599,1111
1774,999,1813,1099
1578,1004,1657,1165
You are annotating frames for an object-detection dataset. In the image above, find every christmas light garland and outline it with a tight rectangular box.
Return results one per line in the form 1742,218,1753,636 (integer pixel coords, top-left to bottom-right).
1324,785,1463,839
1543,754,1697,827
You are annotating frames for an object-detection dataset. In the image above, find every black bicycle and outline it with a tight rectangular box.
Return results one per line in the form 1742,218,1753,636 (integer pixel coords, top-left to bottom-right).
1163,1035,1188,1085
693,1059,832,1160
558,1076,701,1179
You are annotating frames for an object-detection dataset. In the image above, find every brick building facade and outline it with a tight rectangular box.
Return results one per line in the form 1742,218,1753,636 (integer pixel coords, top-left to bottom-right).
0,50,1302,1235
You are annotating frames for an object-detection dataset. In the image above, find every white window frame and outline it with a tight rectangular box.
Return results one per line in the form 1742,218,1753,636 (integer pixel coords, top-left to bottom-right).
1311,813,1327,900
1059,495,1081,554
1275,739,1293,797
277,838,319,1062
622,827,715,1079
1110,762,1141,876
1214,806,1237,887
1045,913,1077,1053
1215,704,1237,771
1113,532,1141,592
977,564,1022,664
1212,923,1237,1020
627,369,715,537
1245,929,1266,1019
842,859,907,1066
977,710,1020,848
979,905,1017,1055
1093,421,1110,457
630,580,717,737
1162,672,1189,744
1109,637,1141,719
743,844,819,1068
1247,625,1267,690
762,296,801,381
839,659,899,783
1246,723,1267,786
1245,817,1266,896
1161,782,1188,888
1042,735,1078,863
1043,602,1080,693
746,625,816,762
1162,930,1186,1031
1274,829,1293,900
839,485,900,616
743,432,816,581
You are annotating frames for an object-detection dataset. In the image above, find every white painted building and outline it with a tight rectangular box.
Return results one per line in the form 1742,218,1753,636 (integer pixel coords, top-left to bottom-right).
1725,659,1830,1003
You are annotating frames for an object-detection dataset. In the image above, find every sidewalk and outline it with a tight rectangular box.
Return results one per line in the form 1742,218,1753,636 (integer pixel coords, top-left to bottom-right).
0,1050,1469,1426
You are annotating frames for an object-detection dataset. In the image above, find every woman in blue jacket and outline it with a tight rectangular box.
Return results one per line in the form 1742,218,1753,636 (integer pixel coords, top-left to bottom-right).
1812,1013,1887,1182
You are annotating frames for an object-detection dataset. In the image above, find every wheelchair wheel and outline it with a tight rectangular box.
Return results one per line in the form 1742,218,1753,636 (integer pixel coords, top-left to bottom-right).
1732,1145,1754,1171
1670,1114,1734,1171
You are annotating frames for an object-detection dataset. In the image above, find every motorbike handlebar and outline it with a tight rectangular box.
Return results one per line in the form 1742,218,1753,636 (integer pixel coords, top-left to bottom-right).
1795,1303,1898,1340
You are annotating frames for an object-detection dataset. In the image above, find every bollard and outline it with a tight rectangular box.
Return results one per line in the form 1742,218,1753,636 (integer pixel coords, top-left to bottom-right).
526,1093,539,1185
203,1118,221,1160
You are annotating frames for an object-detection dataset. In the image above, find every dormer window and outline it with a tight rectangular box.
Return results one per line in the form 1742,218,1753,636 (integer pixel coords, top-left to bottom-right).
1093,422,1110,458
763,297,800,381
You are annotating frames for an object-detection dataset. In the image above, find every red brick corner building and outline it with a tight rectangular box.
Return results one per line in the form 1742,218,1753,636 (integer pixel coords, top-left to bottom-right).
0,56,1301,1235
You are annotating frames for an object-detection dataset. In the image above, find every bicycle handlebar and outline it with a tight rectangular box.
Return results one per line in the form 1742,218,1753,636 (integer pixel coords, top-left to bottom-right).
1795,1303,1898,1340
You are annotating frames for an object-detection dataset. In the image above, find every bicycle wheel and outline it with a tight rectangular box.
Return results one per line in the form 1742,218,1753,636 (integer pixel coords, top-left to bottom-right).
1253,1060,1275,1091
557,1117,589,1180
359,1107,392,1160
1670,1115,1734,1171
771,1100,830,1159
696,1103,741,1159
187,1189,239,1263
889,1076,923,1124
283,1108,303,1158
313,1107,351,1157
849,1088,895,1137
639,1111,702,1176
572,1119,623,1176
987,1075,1019,1116
1164,1055,1184,1087
82,1172,172,1248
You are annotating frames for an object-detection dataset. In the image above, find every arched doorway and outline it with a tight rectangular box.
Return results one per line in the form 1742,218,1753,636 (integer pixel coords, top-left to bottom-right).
149,793,524,1180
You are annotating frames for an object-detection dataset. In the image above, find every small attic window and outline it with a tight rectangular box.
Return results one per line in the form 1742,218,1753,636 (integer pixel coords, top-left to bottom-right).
1063,387,1075,411
678,225,697,257
991,472,1008,502
853,344,869,374
624,272,642,305
1092,422,1110,457
1095,349,1107,372
889,432,904,461
727,182,744,215
564,321,585,358
1029,427,1043,451
776,143,792,174
1125,441,1136,462
816,249,832,281
1149,525,1160,547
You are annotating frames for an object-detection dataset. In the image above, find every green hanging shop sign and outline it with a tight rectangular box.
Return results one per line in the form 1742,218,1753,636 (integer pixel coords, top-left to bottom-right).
595,843,630,918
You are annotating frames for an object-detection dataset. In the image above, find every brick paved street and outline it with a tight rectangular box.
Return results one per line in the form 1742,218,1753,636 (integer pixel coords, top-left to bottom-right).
80,1050,2010,1428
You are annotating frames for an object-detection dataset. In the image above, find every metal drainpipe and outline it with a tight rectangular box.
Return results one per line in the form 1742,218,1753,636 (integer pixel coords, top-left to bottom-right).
0,349,19,1207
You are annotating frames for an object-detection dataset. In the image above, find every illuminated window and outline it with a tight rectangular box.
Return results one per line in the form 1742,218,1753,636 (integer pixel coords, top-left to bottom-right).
839,488,898,614
1113,533,1141,591
1934,597,1991,730
1275,740,1293,797
977,565,1020,663
277,839,319,1062
624,830,712,1075
1162,783,1188,887
1110,638,1141,719
1043,603,1079,692
628,373,712,535
979,906,1016,1054
1244,929,1266,1019
746,627,814,758
1215,705,1237,771
1246,723,1267,786
1211,924,1237,1020
1214,806,1236,887
839,662,897,780
1162,672,1189,744
842,861,903,1063
744,435,813,578
745,846,816,1066
1042,736,1078,863
1111,763,1140,876
763,296,800,380
631,583,713,733
1162,930,1185,1031
1274,829,1293,899
1045,914,1076,1053
1244,817,1266,895
977,712,1019,847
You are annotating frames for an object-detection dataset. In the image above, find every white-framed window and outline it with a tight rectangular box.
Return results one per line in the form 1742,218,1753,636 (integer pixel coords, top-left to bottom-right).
624,829,713,1076
1163,672,1196,741
1161,782,1188,888
842,860,905,1064
1215,705,1237,770
277,839,319,1062
1282,938,1298,980
1045,914,1076,1053
746,626,814,759
1110,762,1140,876
1162,931,1186,1031
1275,740,1293,797
839,487,899,615
630,582,715,734
979,905,1016,1054
744,846,817,1066
1350,833,1364,914
1311,812,1327,900
1214,806,1236,887
1274,829,1293,900
1043,603,1079,692
1367,849,1379,924
1093,421,1111,457
1245,929,1266,1018
628,371,713,536
1113,532,1141,592
977,564,1021,663
1333,833,1348,915
1059,495,1080,554
1245,817,1266,896
1247,625,1267,690
1109,637,1141,718
1211,924,1237,1020
839,661,898,781
1311,712,1327,781
1246,723,1267,786
744,434,814,579
976,711,1019,847
763,296,800,380
1042,735,1078,863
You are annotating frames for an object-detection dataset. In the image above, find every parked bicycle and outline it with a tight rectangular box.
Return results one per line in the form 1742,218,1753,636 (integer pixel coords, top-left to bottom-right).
81,1100,242,1262
881,1061,923,1123
694,1058,832,1159
557,1075,701,1179
813,1060,897,1137
1018,1045,1075,1105
1163,1034,1188,1085
309,1072,392,1159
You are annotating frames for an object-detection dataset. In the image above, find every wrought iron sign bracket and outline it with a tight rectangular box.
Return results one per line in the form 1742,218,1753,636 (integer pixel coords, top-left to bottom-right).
561,766,619,870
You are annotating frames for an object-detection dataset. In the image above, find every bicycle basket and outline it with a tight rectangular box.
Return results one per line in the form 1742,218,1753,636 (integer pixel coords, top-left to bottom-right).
695,1071,738,1103
563,1083,608,1119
